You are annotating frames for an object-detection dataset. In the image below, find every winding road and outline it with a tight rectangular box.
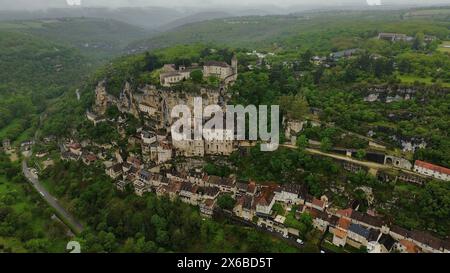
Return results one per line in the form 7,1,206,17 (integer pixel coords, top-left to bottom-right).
22,160,84,235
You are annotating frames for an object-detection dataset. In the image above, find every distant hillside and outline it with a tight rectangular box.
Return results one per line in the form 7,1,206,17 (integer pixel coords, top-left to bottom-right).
0,18,151,60
0,7,183,29
128,8,450,54
0,7,235,31
0,30,90,142
159,11,232,31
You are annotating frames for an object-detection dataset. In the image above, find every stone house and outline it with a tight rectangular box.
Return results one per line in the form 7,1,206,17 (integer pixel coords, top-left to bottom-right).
255,187,276,216
134,180,150,197
235,181,257,196
205,175,235,193
274,183,304,205
200,199,216,218
203,55,238,82
67,142,82,156
233,194,255,221
179,181,200,206
106,164,123,180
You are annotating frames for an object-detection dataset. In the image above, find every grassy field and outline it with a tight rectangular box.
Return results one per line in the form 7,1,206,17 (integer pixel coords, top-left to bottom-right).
397,74,450,88
438,41,450,53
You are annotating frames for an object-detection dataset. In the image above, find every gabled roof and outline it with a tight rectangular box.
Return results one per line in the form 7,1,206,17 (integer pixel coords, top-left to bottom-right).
139,170,151,180
349,223,370,239
409,230,443,250
180,181,195,193
378,234,396,251
415,160,450,175
208,175,235,187
312,198,325,208
202,186,220,197
68,143,81,149
351,210,384,227
334,229,347,239
307,208,337,225
111,164,123,173
336,208,353,218
368,229,381,242
83,153,97,162
237,194,254,210
338,217,351,230
166,181,182,193
278,183,302,195
390,225,410,237
399,239,419,253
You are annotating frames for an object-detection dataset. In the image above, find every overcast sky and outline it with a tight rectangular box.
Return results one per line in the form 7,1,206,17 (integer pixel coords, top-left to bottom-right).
0,0,448,10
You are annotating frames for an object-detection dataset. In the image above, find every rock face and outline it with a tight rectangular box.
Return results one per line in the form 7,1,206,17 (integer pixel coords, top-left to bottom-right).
118,82,139,118
361,85,448,103
135,85,222,126
92,80,223,129
94,80,109,115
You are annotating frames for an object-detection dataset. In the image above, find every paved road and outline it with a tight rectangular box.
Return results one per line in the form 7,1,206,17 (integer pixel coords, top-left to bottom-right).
281,144,389,170
282,144,428,179
22,160,84,234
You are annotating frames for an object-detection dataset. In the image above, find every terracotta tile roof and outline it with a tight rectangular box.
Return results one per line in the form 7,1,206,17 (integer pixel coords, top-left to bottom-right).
415,160,450,175
334,228,347,239
255,186,277,206
68,143,81,149
338,217,351,230
312,198,325,208
84,154,97,162
166,181,181,193
399,239,420,253
336,208,353,218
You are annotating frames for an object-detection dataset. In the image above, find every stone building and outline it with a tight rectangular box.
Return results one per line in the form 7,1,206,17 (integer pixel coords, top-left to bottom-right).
203,55,238,83
414,160,450,182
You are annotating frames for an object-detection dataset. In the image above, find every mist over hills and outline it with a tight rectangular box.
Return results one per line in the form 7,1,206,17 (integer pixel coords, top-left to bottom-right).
1,1,448,31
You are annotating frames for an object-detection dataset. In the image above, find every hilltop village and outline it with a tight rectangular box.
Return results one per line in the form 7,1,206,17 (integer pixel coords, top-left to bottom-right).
5,32,449,253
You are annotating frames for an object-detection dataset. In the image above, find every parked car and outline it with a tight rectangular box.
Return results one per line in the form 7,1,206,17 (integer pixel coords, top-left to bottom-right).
296,239,304,245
